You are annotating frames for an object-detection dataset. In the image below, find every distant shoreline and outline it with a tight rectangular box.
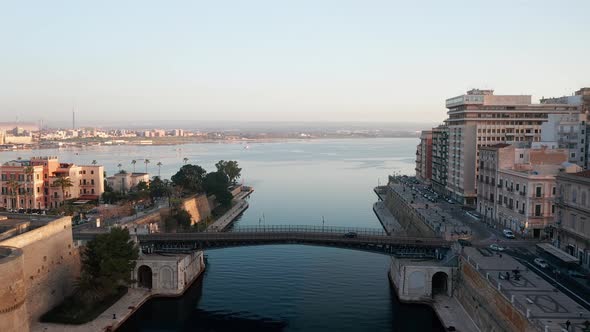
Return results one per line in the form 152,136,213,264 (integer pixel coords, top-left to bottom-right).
3,135,420,152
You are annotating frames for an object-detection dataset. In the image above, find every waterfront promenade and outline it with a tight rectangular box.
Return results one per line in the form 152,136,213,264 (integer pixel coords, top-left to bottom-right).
31,289,151,332
206,186,254,232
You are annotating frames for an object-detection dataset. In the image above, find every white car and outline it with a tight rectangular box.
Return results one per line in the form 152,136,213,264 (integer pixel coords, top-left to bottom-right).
503,229,516,239
466,211,482,221
533,258,548,268
489,244,505,251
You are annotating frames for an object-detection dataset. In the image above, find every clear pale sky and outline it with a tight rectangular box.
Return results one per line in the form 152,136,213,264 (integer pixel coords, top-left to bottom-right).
1,0,589,127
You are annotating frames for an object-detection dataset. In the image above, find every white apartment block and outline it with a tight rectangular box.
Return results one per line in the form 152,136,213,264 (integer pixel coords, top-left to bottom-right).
445,89,579,205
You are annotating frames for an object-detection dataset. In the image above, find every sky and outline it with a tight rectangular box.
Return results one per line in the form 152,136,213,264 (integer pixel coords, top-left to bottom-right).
1,0,589,128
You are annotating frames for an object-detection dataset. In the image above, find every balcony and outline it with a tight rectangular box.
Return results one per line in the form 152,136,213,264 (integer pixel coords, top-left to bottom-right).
519,191,526,196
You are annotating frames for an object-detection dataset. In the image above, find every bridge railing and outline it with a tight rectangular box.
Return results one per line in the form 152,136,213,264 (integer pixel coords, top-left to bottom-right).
229,225,387,236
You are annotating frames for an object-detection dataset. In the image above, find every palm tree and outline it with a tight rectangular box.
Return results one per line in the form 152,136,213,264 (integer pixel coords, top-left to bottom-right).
144,159,150,173
24,166,34,210
131,160,137,173
183,157,188,164
117,163,122,172
6,179,21,211
52,176,74,206
91,160,97,165
156,162,162,177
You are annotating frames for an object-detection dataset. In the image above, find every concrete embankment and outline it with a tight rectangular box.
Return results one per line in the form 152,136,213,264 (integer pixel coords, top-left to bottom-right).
206,187,253,232
207,200,249,232
372,201,404,235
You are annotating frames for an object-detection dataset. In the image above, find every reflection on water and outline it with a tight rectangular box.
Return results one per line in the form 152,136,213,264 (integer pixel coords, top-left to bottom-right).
118,245,444,332
1,138,445,331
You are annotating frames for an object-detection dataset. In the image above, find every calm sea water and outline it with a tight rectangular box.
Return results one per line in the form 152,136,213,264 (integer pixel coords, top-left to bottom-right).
1,138,444,332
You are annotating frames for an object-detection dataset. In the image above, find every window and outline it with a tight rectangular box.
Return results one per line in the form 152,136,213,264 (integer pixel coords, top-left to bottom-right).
536,186,542,198
552,187,556,195
91,170,94,175
583,191,588,207
551,205,555,214
573,189,578,203
516,183,520,191
535,204,541,216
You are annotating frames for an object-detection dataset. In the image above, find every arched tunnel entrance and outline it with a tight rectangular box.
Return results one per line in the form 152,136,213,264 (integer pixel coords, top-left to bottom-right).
432,271,448,296
137,265,153,289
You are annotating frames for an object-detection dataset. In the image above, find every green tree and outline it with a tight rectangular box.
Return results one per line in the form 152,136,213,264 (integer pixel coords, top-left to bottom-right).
156,161,162,177
52,176,74,206
215,160,242,185
149,176,170,200
136,180,149,192
131,159,137,172
171,164,207,194
203,171,232,207
164,208,192,232
78,228,138,301
144,159,150,173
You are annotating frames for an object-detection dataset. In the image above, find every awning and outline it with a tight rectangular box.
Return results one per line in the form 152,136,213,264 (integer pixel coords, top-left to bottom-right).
536,243,579,264
73,200,91,205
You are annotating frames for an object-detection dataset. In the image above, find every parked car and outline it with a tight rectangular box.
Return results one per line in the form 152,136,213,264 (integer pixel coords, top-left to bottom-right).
466,211,482,221
447,199,454,204
343,232,358,239
533,258,548,268
503,229,516,239
489,244,505,251
458,239,472,247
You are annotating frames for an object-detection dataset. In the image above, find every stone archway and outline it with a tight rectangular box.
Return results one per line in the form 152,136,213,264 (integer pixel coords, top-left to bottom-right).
137,265,153,289
432,271,448,296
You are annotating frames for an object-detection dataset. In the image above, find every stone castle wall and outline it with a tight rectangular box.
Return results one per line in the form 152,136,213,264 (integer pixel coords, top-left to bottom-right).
0,246,29,332
455,257,532,332
0,216,80,325
181,194,212,225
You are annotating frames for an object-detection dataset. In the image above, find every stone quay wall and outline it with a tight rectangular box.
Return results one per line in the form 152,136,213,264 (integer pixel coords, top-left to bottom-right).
383,186,438,237
455,256,533,332
0,216,80,326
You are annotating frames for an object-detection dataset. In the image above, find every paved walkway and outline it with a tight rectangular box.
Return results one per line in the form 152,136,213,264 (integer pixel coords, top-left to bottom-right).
432,295,480,332
32,288,151,332
207,200,249,232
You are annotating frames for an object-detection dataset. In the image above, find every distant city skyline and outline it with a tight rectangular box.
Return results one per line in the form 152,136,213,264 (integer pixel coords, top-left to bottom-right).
1,1,589,126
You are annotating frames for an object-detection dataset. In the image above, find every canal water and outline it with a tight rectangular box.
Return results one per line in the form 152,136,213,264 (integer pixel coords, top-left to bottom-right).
2,138,444,331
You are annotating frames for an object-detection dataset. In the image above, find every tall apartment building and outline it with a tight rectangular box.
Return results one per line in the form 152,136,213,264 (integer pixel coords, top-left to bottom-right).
415,130,433,184
0,156,104,210
555,170,590,269
477,145,579,238
431,125,449,195
445,89,579,205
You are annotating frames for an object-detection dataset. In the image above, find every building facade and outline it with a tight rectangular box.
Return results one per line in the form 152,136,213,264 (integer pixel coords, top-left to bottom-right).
445,88,579,205
0,157,104,210
415,130,433,184
107,172,150,193
555,171,590,269
477,145,579,238
431,125,449,195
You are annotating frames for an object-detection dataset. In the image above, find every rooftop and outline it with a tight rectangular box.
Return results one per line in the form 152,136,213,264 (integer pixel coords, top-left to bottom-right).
462,246,590,331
